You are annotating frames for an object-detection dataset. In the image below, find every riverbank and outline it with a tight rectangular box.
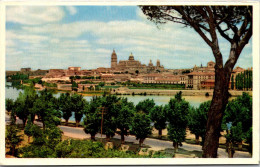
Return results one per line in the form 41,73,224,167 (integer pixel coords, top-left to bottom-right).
111,87,252,97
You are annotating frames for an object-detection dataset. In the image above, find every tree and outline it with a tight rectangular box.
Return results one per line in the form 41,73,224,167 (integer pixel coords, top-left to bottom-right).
83,96,102,140
222,92,252,155
21,123,63,158
70,94,86,127
58,93,72,126
98,82,105,87
24,115,35,143
166,92,190,152
149,105,167,138
231,75,234,90
188,101,211,145
5,125,23,156
33,89,61,130
6,98,14,113
100,95,121,141
140,6,252,157
130,111,152,147
13,86,38,127
136,99,155,114
115,98,135,144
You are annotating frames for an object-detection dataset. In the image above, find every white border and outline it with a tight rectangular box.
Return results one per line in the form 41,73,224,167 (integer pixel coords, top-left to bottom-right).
0,1,259,165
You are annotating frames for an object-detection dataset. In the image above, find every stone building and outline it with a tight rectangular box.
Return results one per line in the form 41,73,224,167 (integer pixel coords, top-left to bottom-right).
186,71,215,90
110,50,164,74
20,68,31,72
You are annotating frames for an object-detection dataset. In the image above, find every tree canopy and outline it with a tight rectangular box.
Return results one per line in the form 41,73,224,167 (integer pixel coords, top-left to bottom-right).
140,5,252,158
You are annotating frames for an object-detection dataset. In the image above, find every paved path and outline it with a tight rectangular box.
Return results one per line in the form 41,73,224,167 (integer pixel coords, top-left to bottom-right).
59,125,251,158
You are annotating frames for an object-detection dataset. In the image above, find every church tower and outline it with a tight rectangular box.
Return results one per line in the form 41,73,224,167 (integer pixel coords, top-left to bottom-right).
111,49,117,69
156,59,160,67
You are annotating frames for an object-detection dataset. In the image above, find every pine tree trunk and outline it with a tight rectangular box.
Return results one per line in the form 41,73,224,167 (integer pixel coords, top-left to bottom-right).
31,114,35,124
12,146,15,156
195,135,200,144
121,132,125,144
227,141,234,158
158,129,162,139
65,119,69,126
139,138,144,147
42,121,45,130
238,141,243,150
173,142,178,153
22,119,26,128
75,120,79,127
106,135,110,142
202,68,230,158
91,134,96,141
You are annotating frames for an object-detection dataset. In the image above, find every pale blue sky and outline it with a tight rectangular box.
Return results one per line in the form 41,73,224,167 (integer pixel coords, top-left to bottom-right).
6,6,252,71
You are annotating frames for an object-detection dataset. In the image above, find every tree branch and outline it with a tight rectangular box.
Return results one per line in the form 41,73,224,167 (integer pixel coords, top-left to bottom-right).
224,22,252,71
173,6,213,47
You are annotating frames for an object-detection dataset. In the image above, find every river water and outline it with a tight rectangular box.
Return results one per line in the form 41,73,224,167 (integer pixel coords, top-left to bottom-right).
5,83,216,122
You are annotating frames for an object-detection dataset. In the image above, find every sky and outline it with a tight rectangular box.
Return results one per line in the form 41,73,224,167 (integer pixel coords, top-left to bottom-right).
6,6,252,71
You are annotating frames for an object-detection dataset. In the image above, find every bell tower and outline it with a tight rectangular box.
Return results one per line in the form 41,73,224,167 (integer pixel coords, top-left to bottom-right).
111,49,117,69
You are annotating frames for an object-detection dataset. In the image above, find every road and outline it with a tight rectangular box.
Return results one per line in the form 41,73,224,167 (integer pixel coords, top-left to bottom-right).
59,125,251,158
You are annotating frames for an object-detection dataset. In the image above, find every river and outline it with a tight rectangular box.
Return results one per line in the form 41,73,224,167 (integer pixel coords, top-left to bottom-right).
5,83,229,122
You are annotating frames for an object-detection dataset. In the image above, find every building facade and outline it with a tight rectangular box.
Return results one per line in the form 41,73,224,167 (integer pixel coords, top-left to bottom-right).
110,50,164,74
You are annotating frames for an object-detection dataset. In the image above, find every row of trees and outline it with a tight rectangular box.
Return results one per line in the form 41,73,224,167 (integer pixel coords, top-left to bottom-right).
6,87,252,157
188,93,252,157
234,70,253,90
82,91,190,152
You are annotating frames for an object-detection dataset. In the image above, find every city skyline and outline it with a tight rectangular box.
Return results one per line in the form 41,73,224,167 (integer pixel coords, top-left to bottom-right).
6,6,252,71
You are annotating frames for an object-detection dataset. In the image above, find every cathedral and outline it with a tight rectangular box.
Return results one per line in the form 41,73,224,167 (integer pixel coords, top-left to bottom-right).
110,50,164,74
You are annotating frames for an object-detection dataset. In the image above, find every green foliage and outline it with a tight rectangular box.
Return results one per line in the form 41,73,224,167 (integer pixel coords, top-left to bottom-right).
225,122,243,143
58,93,72,123
72,81,78,89
83,96,103,138
6,98,14,113
115,98,135,141
136,99,155,114
182,70,191,74
188,101,211,145
33,89,61,129
98,82,105,87
130,111,152,142
55,139,144,158
70,94,87,125
222,93,252,139
245,127,252,154
149,105,167,135
100,95,121,138
166,92,189,146
42,82,57,87
231,75,234,90
10,73,29,80
5,125,23,156
13,86,38,126
235,70,252,90
24,116,35,140
222,93,252,152
21,125,62,158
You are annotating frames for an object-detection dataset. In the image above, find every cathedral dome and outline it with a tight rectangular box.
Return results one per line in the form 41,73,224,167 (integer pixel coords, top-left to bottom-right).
129,52,134,61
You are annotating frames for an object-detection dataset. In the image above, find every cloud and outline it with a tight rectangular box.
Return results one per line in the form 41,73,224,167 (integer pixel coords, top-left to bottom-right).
66,6,77,15
6,6,64,25
5,6,252,70
6,31,48,44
